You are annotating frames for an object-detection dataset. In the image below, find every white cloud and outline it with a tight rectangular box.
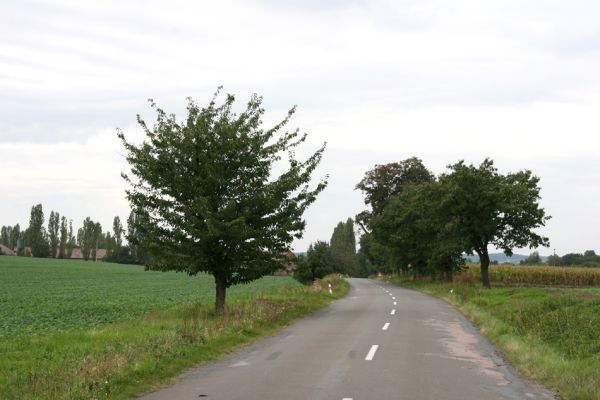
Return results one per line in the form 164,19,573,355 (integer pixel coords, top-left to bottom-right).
1,0,600,254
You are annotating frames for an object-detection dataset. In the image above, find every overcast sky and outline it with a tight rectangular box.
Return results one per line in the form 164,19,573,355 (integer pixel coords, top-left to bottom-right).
2,0,600,255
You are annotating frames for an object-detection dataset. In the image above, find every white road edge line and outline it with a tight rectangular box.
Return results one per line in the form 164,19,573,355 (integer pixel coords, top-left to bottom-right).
391,309,396,315
382,322,390,330
365,345,379,361
342,398,353,400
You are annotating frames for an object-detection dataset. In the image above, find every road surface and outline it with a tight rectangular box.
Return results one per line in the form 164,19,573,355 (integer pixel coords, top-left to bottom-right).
139,278,555,400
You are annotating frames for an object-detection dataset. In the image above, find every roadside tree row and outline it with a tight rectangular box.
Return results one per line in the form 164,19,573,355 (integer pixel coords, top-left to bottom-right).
356,157,550,287
0,205,148,264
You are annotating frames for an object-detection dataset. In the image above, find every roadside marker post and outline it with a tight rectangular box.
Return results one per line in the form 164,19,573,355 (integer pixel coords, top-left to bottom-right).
328,283,333,294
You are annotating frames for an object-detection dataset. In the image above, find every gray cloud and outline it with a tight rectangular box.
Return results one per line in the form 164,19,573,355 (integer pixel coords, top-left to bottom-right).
2,0,600,254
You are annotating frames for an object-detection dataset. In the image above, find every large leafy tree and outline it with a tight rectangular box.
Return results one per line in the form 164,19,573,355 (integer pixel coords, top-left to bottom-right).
372,182,464,280
355,157,434,272
355,157,434,233
438,159,550,287
118,90,327,312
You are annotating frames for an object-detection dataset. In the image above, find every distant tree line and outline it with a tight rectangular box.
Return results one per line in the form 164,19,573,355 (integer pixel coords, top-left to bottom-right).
0,204,149,264
354,157,550,287
294,218,374,283
522,250,600,267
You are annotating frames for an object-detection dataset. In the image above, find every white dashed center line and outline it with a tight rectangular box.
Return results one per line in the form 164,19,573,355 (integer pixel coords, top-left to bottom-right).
393,301,397,305
382,322,390,330
365,345,379,361
392,296,396,300
390,309,396,315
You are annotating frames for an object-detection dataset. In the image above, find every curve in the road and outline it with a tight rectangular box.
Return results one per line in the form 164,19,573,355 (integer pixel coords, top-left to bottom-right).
138,278,555,400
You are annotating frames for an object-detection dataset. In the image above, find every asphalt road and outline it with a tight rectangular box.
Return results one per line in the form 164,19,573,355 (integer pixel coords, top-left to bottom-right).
139,278,555,400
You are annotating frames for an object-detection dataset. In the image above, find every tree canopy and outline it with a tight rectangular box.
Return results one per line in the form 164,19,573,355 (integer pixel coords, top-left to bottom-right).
294,241,334,283
437,159,549,287
355,157,434,233
118,90,327,312
359,157,550,287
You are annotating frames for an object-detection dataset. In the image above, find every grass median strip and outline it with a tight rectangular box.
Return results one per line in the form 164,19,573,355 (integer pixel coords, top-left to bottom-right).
379,275,600,400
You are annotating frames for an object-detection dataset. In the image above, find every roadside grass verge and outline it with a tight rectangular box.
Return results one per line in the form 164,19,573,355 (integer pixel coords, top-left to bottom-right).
0,257,347,400
379,275,600,400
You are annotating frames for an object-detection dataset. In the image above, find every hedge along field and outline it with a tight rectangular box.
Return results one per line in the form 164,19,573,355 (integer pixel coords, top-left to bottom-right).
0,256,347,399
456,263,600,287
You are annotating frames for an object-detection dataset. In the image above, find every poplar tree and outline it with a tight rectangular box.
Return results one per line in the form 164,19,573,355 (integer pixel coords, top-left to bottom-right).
329,218,357,275
112,216,124,252
48,211,60,257
59,216,68,258
27,204,49,258
119,90,327,312
80,217,95,261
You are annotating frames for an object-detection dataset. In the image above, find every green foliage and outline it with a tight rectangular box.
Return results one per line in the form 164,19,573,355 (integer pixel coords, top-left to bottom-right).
371,182,464,280
79,217,96,261
294,241,334,283
126,209,150,264
329,218,358,275
118,90,327,311
438,159,550,287
26,204,50,258
355,157,434,232
0,226,9,247
48,211,60,257
362,158,549,287
58,216,68,258
520,251,541,265
0,224,21,251
112,216,124,255
551,251,600,267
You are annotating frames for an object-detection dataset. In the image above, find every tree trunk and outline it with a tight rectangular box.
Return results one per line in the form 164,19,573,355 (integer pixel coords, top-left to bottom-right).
479,249,491,288
214,273,227,314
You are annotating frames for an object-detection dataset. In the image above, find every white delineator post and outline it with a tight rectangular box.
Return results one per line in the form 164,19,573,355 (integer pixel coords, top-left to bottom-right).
328,283,333,294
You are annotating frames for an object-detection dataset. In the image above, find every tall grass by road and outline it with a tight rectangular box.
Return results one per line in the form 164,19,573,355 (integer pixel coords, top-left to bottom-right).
0,257,348,399
381,272,600,400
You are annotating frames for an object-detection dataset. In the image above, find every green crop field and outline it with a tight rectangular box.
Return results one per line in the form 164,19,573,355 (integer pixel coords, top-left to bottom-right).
0,256,300,338
0,256,346,399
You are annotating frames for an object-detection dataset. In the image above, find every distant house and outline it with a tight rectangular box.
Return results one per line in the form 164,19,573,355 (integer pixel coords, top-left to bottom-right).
70,247,108,261
0,244,16,256
274,251,298,276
